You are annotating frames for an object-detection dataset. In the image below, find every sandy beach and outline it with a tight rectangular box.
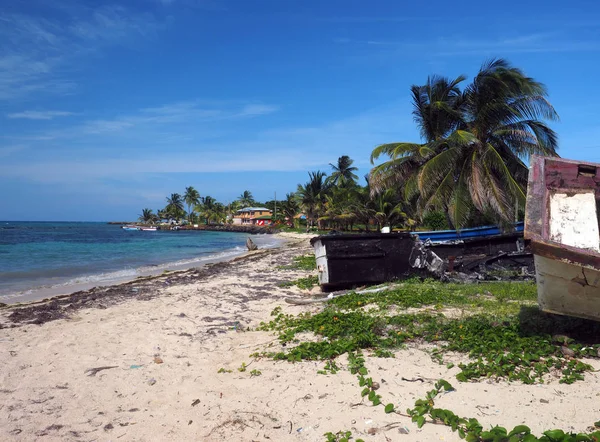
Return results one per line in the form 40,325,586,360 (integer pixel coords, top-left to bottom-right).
1,233,600,442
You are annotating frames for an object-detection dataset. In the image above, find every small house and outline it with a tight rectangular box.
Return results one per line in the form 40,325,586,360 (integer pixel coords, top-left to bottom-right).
233,207,273,226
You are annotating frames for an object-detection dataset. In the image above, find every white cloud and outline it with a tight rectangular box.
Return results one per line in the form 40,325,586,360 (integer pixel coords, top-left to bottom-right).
0,102,412,183
41,100,279,136
0,5,167,100
7,110,75,120
337,32,600,57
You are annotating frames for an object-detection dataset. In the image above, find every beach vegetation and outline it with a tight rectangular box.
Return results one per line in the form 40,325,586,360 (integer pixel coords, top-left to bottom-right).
278,275,319,290
276,254,316,271
257,280,600,385
324,430,364,442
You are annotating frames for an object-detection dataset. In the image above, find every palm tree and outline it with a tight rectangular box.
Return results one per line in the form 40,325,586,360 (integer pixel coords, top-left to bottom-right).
184,186,201,223
238,190,255,208
371,189,406,231
297,171,330,229
165,193,185,222
281,193,299,227
327,155,359,188
370,59,558,229
138,208,155,224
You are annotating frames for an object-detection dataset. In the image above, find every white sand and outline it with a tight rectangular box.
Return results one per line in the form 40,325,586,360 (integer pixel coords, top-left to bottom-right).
1,235,599,441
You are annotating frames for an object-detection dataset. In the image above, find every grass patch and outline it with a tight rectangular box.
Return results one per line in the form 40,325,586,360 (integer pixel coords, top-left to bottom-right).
277,254,316,271
258,281,600,384
278,275,319,290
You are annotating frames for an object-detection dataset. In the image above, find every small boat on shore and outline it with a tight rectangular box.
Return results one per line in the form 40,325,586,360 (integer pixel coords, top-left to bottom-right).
140,227,157,231
525,155,600,321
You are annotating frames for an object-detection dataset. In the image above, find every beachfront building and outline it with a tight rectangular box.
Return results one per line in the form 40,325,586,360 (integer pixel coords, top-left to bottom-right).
233,207,273,226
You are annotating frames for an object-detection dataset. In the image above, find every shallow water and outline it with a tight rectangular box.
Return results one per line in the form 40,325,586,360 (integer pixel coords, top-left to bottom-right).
0,222,280,303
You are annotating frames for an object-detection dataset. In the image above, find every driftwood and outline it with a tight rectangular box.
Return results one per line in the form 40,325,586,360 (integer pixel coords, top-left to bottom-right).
85,366,119,376
246,237,258,251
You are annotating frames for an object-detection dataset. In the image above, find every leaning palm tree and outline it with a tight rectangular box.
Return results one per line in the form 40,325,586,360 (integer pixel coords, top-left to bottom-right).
327,155,359,188
297,171,330,229
371,59,559,229
184,186,201,223
238,190,255,208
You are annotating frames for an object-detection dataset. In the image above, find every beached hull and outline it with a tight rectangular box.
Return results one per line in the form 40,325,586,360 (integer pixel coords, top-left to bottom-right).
525,155,600,321
311,233,414,289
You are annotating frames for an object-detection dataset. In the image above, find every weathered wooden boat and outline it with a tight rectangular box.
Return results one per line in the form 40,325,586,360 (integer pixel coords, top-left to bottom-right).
525,155,600,321
310,232,415,289
413,222,524,243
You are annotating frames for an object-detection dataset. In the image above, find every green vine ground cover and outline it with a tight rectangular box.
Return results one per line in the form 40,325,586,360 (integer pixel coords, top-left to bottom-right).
253,279,600,440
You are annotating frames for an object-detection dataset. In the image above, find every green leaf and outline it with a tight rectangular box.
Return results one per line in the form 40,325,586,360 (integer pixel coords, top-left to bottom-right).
361,387,369,397
508,425,531,436
358,367,368,375
542,429,566,440
416,416,426,428
384,403,395,414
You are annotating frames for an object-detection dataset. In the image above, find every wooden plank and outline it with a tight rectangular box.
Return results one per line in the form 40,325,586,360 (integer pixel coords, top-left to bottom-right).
525,155,546,241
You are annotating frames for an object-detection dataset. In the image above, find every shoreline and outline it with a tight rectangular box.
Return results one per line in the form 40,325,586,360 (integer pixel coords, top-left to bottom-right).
0,233,292,306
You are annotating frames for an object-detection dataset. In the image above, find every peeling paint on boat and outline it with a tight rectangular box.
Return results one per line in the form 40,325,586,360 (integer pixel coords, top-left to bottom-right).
549,191,599,252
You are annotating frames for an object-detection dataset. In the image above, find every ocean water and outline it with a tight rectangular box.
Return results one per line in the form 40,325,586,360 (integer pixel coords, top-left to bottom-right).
0,222,281,303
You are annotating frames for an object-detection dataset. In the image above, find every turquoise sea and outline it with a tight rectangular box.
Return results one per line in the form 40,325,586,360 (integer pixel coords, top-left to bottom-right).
0,222,280,304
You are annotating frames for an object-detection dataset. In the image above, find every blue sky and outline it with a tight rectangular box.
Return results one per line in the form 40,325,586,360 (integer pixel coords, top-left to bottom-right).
1,0,600,221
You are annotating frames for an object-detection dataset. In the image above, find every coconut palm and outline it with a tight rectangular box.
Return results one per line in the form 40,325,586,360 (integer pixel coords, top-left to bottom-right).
297,171,330,229
238,190,255,208
371,189,406,231
327,155,359,188
165,193,185,222
184,186,201,223
371,59,558,229
138,208,155,224
281,193,299,227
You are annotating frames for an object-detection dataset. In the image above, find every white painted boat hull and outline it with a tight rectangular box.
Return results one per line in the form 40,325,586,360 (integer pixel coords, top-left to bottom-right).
535,255,600,321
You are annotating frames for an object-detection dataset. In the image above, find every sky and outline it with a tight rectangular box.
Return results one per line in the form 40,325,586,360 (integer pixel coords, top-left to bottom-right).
1,0,600,221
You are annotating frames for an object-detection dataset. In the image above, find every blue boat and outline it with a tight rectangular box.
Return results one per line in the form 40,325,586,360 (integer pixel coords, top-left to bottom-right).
412,222,524,243
121,225,141,231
